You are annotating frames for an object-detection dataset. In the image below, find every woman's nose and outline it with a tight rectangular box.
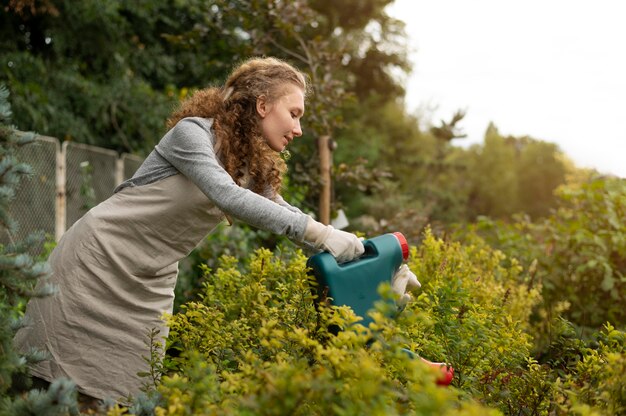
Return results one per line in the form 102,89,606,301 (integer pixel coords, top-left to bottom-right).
293,120,303,137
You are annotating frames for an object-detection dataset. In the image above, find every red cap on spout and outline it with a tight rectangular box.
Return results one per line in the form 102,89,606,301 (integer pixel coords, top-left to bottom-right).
392,232,409,261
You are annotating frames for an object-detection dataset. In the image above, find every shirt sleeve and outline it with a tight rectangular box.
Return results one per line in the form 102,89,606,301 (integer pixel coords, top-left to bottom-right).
154,118,309,242
271,193,321,253
273,193,305,215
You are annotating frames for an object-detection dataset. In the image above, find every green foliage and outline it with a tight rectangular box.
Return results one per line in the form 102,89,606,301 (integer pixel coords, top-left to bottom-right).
0,85,48,393
0,84,78,414
466,127,520,218
150,227,626,415
402,229,545,414
1,378,79,416
334,99,469,239
160,246,495,415
465,124,568,220
544,179,626,328
336,110,571,239
536,321,626,415
0,0,242,153
463,177,626,332
174,223,288,313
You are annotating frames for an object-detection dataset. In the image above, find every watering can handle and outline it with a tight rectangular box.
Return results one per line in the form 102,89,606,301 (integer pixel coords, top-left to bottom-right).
360,240,378,258
359,232,408,260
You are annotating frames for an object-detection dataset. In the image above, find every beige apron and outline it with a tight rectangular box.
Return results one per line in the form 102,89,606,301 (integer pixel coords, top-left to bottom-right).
14,174,226,402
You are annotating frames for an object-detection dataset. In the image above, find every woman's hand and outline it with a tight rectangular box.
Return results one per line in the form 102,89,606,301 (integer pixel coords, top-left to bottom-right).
391,264,421,308
304,218,364,263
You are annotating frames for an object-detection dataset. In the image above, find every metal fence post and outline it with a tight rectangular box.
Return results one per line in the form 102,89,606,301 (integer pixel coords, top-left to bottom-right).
55,141,67,241
115,157,124,186
7,134,144,251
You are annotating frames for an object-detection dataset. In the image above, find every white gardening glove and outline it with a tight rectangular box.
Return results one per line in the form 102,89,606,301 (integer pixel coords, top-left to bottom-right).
391,264,421,308
304,217,365,263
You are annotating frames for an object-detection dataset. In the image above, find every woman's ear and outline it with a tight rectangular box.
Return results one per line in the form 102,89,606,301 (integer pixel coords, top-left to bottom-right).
256,95,268,118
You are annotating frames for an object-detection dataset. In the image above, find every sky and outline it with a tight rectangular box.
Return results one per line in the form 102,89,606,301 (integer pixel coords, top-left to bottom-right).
386,0,626,178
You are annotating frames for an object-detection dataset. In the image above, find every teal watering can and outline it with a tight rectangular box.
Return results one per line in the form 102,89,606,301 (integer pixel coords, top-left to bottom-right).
306,232,409,327
307,231,454,386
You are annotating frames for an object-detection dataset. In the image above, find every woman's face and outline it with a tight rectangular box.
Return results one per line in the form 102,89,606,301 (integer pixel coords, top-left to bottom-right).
257,84,305,152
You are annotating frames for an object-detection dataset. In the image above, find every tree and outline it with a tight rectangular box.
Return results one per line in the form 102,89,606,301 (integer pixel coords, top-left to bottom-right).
0,0,247,153
1,0,413,222
465,124,568,220
515,137,567,218
466,124,520,218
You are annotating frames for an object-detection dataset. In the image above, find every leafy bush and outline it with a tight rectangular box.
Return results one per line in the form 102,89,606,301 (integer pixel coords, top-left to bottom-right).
160,245,495,415
174,223,289,313
544,179,626,329
550,322,626,415
152,228,626,415
462,177,626,334
399,229,544,414
155,229,547,414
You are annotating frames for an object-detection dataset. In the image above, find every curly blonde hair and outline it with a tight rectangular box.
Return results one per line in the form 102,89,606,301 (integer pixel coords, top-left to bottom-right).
166,57,309,196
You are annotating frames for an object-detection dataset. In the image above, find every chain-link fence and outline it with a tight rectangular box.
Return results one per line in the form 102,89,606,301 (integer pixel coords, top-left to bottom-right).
65,142,119,229
3,136,144,254
7,136,58,249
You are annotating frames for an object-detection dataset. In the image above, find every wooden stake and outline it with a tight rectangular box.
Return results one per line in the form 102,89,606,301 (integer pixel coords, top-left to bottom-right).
318,135,332,225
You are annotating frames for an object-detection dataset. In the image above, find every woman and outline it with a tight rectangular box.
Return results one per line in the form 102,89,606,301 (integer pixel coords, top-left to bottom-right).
14,57,365,403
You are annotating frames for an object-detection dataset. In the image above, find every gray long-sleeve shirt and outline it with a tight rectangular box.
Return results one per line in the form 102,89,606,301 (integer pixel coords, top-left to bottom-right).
115,117,309,242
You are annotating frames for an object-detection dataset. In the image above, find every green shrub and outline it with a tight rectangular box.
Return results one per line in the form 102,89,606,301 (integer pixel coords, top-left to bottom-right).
160,244,501,415
174,223,281,313
155,226,626,415
400,229,545,414
546,322,626,415
461,177,626,334
157,226,570,415
543,179,626,330
0,84,79,415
